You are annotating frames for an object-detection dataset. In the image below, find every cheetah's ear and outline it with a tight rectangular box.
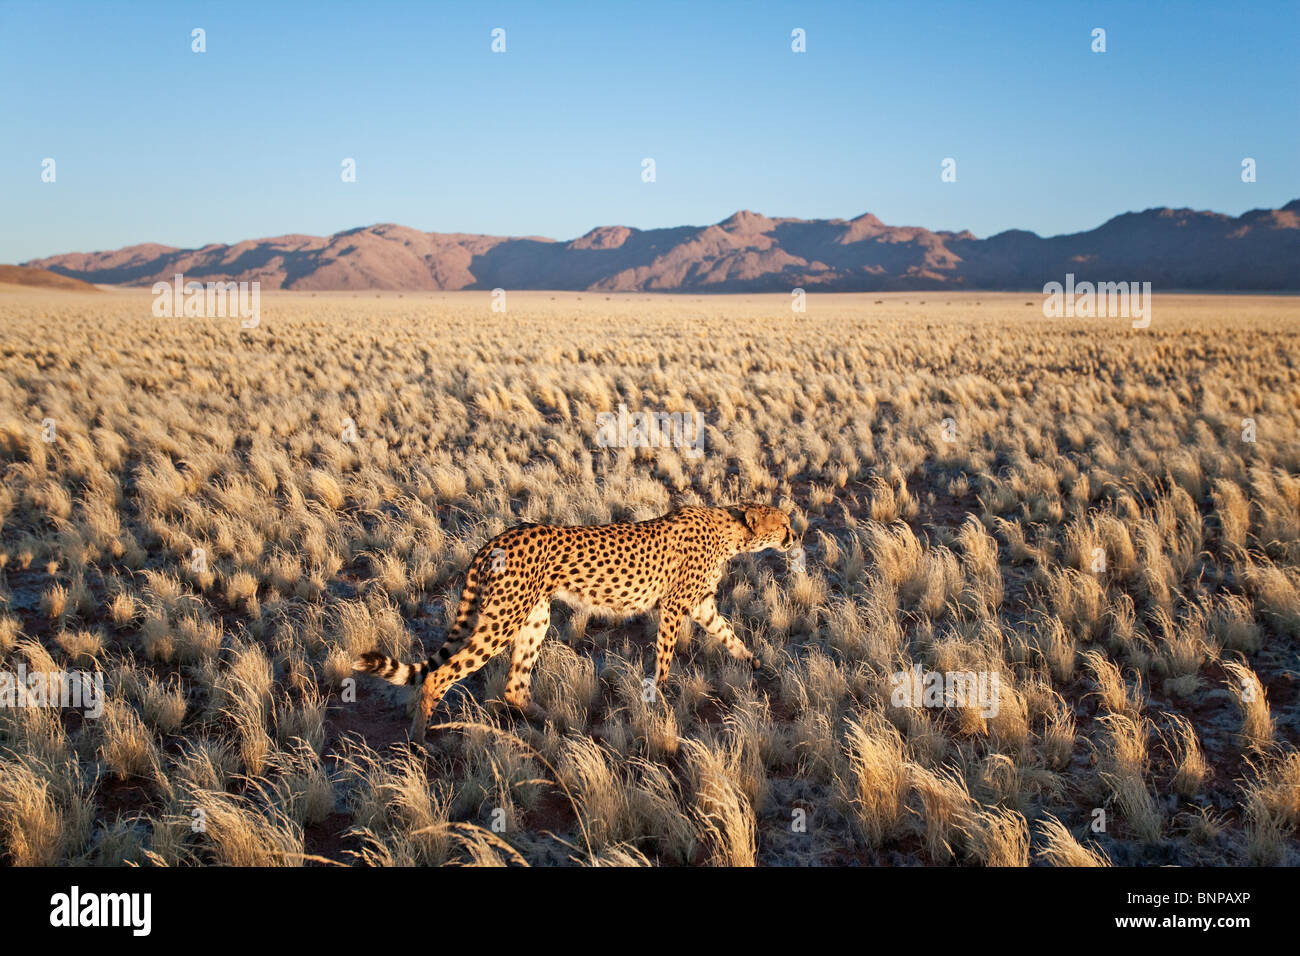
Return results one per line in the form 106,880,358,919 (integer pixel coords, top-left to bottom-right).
742,505,765,533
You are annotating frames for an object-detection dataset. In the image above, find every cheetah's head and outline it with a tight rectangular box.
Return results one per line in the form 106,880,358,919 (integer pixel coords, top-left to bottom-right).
730,503,796,554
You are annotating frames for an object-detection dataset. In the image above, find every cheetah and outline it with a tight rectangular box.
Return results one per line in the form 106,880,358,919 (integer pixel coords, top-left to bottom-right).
354,503,796,742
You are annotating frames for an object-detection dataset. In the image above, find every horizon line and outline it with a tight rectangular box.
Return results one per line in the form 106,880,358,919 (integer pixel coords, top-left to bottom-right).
19,197,1299,264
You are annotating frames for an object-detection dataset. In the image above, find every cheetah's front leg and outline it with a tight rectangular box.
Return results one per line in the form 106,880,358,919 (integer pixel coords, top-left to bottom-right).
691,596,762,671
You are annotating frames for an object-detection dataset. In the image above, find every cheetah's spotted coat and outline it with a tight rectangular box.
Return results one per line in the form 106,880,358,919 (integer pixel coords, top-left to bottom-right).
355,504,794,741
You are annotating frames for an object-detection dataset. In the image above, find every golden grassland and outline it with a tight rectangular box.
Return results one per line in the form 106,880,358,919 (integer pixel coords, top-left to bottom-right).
0,288,1297,866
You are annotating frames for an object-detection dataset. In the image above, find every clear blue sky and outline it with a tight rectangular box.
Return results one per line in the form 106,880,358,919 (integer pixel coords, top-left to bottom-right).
2,0,1296,262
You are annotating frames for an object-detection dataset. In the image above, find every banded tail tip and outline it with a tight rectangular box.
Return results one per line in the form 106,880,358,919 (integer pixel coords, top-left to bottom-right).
354,651,387,673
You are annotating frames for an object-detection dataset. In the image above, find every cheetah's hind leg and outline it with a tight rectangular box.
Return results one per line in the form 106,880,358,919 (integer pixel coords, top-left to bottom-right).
495,597,552,725
490,696,550,725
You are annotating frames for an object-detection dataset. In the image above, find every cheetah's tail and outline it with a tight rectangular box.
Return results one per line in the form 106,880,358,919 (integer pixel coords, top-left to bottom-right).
353,652,428,686
424,545,490,669
353,548,491,684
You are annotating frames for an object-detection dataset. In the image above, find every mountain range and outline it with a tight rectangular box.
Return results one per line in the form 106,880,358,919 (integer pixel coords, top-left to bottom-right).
23,201,1300,292
0,264,100,291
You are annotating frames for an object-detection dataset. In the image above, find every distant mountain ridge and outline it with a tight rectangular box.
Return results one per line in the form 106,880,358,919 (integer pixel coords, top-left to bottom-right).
0,264,101,292
23,201,1300,292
